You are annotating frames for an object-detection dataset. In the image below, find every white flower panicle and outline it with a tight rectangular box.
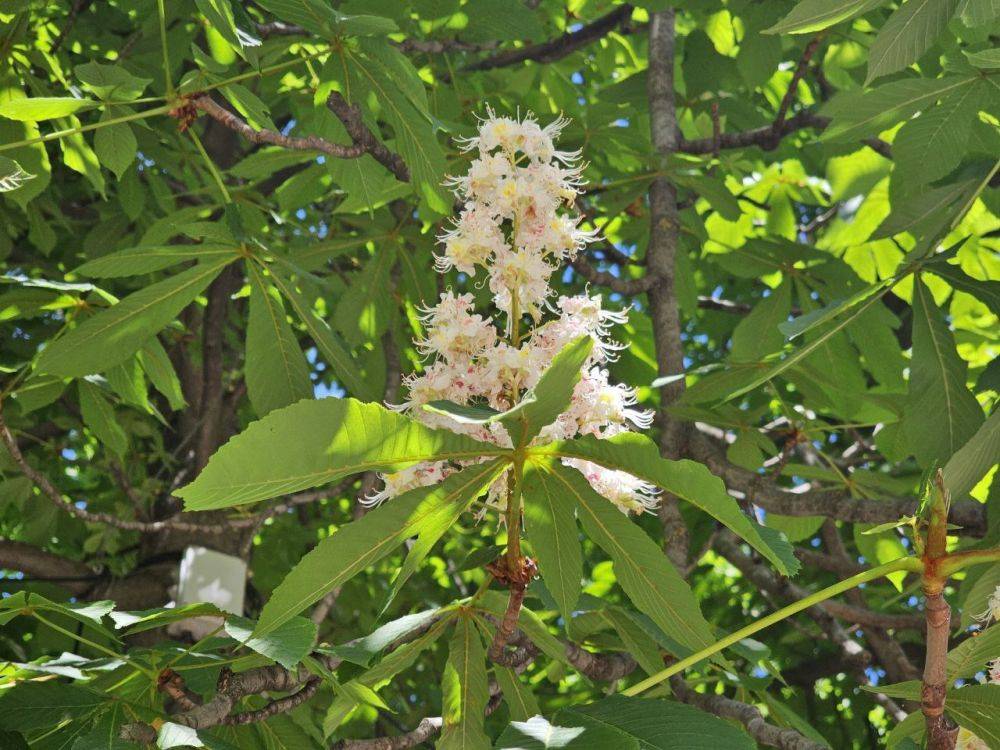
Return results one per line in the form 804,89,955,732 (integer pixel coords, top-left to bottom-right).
368,111,655,516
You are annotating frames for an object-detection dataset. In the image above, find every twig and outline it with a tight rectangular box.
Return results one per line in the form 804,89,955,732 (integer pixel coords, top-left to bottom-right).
193,94,367,159
772,34,825,140
464,5,634,72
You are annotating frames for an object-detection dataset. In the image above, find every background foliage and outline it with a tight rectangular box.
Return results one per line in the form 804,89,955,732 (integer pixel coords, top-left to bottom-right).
0,0,998,748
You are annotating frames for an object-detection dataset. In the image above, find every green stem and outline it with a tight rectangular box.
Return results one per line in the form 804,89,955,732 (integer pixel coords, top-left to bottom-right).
938,547,1000,578
32,612,155,680
0,104,173,154
156,0,174,98
188,129,231,204
197,50,330,95
621,557,922,696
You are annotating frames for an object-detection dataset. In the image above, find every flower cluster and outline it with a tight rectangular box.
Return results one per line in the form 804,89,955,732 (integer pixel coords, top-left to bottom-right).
368,111,656,516
955,585,1000,750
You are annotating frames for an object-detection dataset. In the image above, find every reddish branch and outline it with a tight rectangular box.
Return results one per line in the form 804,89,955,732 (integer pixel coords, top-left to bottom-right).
921,473,960,749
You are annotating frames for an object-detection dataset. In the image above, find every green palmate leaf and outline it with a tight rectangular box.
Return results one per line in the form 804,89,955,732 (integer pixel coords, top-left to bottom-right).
929,261,1000,315
341,39,448,211
0,682,104,730
225,615,318,670
439,615,490,750
730,282,791,361
903,277,984,469
0,96,98,121
497,695,755,749
108,603,224,634
944,408,1000,501
779,279,892,341
425,336,593,447
177,397,505,509
965,48,1000,68
93,115,136,181
140,338,187,410
323,619,450,737
75,62,150,100
37,257,235,377
820,75,978,143
74,244,239,279
78,380,128,457
892,83,982,186
539,433,799,575
333,243,397,347
255,464,508,636
765,0,885,34
947,624,1000,679
386,458,507,606
874,178,981,239
267,263,377,401
493,667,539,722
246,265,313,417
545,464,716,656
522,464,584,621
319,607,439,667
715,282,893,404
866,0,959,84
944,684,1000,747
958,0,1000,24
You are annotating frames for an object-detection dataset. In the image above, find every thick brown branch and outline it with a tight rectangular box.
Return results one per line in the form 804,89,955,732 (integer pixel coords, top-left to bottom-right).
464,5,633,72
325,92,410,182
0,540,98,594
689,432,987,535
670,676,828,750
646,9,689,569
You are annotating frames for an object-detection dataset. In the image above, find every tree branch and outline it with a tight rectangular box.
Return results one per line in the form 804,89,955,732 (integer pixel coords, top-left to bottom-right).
464,5,634,72
689,432,987,535
326,92,410,183
191,93,409,183
646,9,689,570
0,540,98,595
670,676,828,750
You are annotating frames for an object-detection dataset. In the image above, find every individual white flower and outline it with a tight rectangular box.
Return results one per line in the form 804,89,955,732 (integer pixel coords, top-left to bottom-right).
565,368,654,436
435,205,507,275
364,462,452,507
488,246,554,322
416,292,497,363
565,458,660,515
973,585,1000,626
